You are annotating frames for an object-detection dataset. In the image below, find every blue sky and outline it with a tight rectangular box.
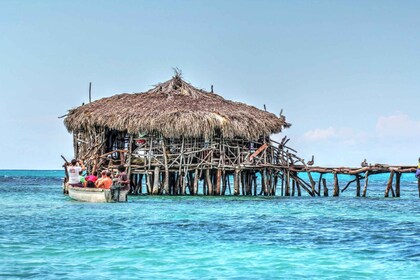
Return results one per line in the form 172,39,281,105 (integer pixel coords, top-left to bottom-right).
1,0,419,169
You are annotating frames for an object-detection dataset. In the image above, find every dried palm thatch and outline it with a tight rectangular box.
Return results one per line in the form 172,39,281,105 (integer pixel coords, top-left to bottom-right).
64,73,291,139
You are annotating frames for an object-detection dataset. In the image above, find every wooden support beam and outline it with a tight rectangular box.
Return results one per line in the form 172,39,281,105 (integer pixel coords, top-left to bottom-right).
385,170,395,198
234,168,240,195
215,169,221,195
152,166,160,195
362,171,369,197
333,173,339,197
161,141,169,194
395,172,401,197
322,178,328,196
193,168,199,195
206,169,213,195
356,175,361,197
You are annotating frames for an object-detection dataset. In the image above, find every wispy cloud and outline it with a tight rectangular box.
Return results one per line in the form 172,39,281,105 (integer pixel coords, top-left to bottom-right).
375,113,420,139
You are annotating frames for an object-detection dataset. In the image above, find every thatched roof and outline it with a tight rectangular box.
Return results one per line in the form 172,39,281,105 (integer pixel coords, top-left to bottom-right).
64,74,291,139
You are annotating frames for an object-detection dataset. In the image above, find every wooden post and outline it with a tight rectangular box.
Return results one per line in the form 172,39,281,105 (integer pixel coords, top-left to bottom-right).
253,173,257,196
262,169,268,196
395,172,401,198
385,170,395,198
291,179,295,196
296,180,301,196
127,134,133,179
205,169,213,195
317,173,323,196
281,173,284,196
234,168,240,195
193,168,199,195
362,171,369,197
333,173,339,197
152,166,160,194
215,169,221,195
356,175,361,197
221,171,227,195
161,140,169,194
322,178,328,196
146,173,152,194
285,170,290,196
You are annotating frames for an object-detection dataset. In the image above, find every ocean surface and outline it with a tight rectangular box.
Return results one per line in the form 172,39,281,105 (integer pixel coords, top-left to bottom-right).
0,170,419,279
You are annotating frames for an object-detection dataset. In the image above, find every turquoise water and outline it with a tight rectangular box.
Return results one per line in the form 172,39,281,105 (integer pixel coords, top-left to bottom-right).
0,170,419,279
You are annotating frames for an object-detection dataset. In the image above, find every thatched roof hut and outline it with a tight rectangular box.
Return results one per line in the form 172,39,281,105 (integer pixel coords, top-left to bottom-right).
64,74,290,139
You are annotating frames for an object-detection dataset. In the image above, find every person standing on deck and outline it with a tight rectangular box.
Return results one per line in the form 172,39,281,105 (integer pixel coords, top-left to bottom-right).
67,159,86,187
416,158,420,179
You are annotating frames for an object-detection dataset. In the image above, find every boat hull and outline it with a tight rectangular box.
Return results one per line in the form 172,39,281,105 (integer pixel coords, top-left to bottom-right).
67,185,128,203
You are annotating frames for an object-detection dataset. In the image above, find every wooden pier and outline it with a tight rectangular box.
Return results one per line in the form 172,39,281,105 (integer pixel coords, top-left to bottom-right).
290,164,418,198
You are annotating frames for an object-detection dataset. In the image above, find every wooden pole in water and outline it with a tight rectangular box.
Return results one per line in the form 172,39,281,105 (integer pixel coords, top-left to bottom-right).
322,178,328,196
161,141,169,194
215,169,221,195
385,170,395,197
333,173,339,197
285,170,290,196
205,169,213,195
318,173,323,196
234,168,240,195
395,172,401,198
152,166,160,194
296,180,301,196
362,171,369,197
291,179,295,196
356,175,361,197
193,168,199,195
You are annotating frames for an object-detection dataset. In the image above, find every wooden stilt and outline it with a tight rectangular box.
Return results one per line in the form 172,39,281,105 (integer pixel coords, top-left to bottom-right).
152,167,160,194
146,173,152,194
395,172,401,198
215,169,221,195
296,180,301,196
333,173,339,197
253,173,257,196
385,170,395,197
285,170,290,196
206,169,213,195
322,178,328,196
161,141,169,194
221,171,227,195
317,173,323,196
193,168,199,195
234,168,240,195
356,175,361,197
362,171,369,197
291,179,295,196
281,173,284,196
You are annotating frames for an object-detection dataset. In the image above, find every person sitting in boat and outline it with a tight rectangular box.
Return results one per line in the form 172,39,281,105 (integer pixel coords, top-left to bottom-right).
66,159,86,187
85,171,98,188
95,170,107,188
96,171,113,189
79,171,86,187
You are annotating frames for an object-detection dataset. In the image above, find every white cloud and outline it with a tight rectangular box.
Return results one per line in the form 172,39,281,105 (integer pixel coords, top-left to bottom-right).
303,127,335,141
375,113,420,139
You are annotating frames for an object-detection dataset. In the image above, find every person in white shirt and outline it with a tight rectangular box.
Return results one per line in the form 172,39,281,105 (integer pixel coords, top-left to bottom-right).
67,159,86,186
